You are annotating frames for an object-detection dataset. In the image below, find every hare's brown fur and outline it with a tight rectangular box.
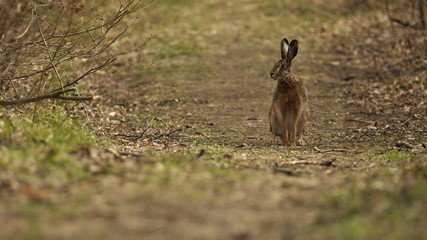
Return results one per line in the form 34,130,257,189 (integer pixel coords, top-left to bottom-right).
269,38,307,146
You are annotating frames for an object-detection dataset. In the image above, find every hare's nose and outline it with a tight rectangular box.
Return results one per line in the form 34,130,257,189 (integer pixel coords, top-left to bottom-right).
269,73,274,78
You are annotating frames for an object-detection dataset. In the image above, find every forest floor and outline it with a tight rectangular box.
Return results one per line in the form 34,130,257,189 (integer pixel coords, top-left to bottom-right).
1,0,426,239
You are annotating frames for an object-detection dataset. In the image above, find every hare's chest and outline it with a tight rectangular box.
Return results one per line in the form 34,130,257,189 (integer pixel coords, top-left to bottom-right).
275,87,301,105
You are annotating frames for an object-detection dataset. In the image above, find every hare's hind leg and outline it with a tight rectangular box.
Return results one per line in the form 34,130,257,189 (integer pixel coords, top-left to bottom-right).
272,133,277,145
290,107,303,146
270,124,277,145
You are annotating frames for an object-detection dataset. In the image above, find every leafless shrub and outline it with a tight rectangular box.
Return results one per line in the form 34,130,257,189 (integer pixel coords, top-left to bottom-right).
0,0,150,108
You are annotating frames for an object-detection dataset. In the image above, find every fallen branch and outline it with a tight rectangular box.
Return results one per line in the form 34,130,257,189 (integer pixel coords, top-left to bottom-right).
273,167,294,176
153,127,183,139
396,141,414,149
112,128,149,141
345,118,373,125
119,151,144,157
276,159,336,167
314,146,348,153
112,133,140,138
390,17,413,28
54,96,93,101
389,17,425,30
133,124,152,141
0,89,76,106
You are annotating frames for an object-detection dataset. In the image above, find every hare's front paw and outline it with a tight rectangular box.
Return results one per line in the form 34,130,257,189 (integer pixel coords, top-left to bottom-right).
271,138,277,146
297,139,305,146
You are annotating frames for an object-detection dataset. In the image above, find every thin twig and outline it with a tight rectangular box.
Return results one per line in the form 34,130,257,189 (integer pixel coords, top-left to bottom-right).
314,146,348,153
119,151,144,157
276,159,336,167
390,17,418,29
153,127,183,139
54,95,93,101
47,58,115,94
35,11,64,89
396,141,415,149
15,11,35,40
192,149,206,161
24,6,133,46
273,167,294,176
345,118,373,125
133,127,150,141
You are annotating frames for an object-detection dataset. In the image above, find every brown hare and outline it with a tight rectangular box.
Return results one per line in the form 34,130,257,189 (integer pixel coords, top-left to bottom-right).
269,38,308,146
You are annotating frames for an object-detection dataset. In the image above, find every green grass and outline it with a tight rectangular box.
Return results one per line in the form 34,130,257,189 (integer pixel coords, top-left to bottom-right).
374,150,412,163
0,110,107,238
0,110,99,182
0,107,257,203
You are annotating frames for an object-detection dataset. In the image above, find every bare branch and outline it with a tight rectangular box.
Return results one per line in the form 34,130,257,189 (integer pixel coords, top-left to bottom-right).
48,58,115,94
15,11,35,40
54,95,93,101
0,89,75,106
390,17,417,29
0,0,148,108
35,10,64,89
314,147,348,153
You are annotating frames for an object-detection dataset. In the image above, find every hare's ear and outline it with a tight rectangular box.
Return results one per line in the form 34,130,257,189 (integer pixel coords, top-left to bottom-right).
280,38,290,59
287,39,298,61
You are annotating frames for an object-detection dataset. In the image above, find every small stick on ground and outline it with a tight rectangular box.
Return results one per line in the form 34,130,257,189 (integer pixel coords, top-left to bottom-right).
345,118,373,125
192,149,205,161
133,127,151,142
119,151,144,157
0,89,82,106
111,133,139,138
396,141,414,149
273,167,294,176
153,127,183,139
276,159,336,167
314,146,348,153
